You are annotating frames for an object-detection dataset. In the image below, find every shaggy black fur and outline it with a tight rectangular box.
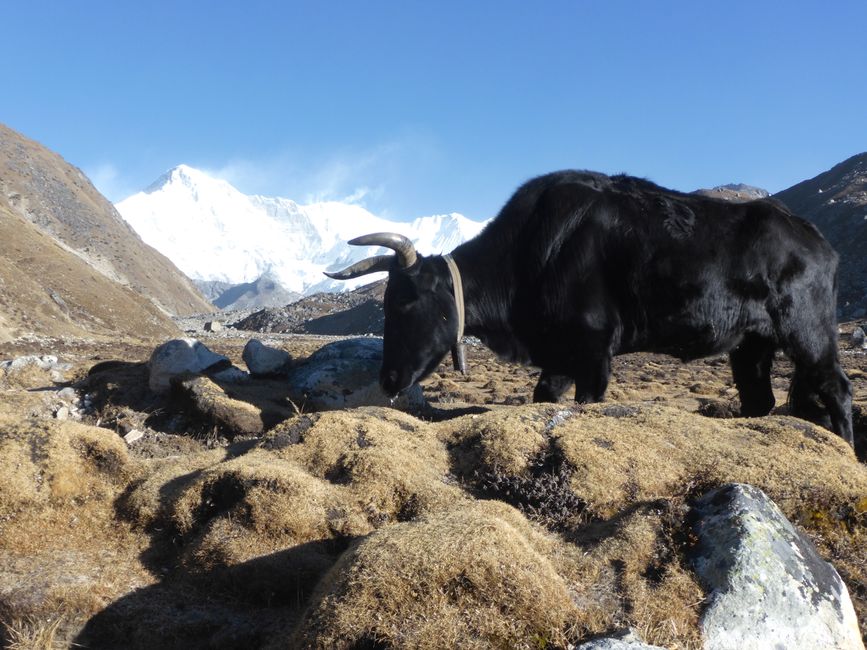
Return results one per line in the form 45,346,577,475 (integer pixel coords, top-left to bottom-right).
379,170,853,445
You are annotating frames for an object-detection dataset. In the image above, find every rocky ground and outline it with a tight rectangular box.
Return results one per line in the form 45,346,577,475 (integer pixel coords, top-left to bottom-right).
227,280,386,335
0,322,866,648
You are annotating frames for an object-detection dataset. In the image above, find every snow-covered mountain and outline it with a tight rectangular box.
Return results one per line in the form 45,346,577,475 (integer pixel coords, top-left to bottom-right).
116,165,488,296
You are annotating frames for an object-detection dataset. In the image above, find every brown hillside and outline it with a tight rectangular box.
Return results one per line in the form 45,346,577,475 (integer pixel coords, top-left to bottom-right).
0,123,213,316
0,203,179,342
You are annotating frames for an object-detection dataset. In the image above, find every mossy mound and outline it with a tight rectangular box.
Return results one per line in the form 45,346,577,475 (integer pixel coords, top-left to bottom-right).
1,401,865,648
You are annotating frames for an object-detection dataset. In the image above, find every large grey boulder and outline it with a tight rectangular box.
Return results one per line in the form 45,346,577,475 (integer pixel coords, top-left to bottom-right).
690,483,863,650
242,338,292,376
287,338,426,412
148,338,245,393
306,336,383,363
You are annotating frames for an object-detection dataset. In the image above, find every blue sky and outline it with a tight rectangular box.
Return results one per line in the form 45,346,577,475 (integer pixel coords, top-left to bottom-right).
2,1,865,221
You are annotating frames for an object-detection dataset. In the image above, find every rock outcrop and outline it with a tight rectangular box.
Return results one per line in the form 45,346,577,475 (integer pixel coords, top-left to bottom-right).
286,338,426,411
691,483,864,650
148,338,238,392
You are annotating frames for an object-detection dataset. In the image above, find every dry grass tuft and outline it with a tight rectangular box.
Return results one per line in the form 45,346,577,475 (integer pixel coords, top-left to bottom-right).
0,414,132,518
292,500,587,649
1,615,62,650
550,403,865,518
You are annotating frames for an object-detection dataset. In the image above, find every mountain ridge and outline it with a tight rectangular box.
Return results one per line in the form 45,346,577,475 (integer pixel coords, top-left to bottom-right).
0,124,213,317
774,152,867,319
116,165,489,296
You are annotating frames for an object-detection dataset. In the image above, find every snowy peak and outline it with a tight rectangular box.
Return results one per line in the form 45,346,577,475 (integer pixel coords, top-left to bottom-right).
116,166,489,297
146,164,216,193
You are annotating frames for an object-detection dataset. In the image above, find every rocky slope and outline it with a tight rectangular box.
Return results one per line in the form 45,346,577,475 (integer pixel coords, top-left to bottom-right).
0,202,180,343
197,274,302,311
0,124,213,317
232,280,386,335
774,153,867,320
693,183,770,202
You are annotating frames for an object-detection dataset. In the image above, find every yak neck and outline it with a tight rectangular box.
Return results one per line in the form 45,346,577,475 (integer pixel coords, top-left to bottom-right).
449,240,516,335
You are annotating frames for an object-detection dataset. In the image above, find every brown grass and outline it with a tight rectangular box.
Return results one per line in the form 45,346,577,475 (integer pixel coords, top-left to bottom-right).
1,339,866,648
292,500,587,649
2,615,62,650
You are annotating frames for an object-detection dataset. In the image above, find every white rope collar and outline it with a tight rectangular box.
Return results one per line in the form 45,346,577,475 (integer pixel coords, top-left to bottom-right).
442,254,464,342
442,254,467,374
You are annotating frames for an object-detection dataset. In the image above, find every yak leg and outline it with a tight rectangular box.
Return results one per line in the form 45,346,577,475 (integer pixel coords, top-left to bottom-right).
729,335,776,417
572,352,612,404
533,372,573,403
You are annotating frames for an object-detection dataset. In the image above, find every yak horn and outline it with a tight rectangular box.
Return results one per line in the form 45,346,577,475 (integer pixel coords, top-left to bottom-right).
323,255,393,280
349,232,418,269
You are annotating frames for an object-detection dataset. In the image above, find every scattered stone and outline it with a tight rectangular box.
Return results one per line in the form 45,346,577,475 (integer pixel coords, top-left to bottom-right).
0,354,58,371
689,483,863,650
852,326,866,349
122,429,145,445
204,320,223,333
57,386,77,402
55,406,69,420
576,629,666,649
1,354,73,383
147,338,233,393
242,338,292,376
287,338,426,412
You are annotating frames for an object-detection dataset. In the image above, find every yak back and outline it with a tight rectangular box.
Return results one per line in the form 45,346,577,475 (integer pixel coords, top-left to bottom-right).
455,170,837,361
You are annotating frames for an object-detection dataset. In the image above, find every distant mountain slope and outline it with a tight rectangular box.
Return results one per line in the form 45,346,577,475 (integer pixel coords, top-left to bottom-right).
232,280,386,335
0,203,180,343
774,153,867,320
0,124,213,316
694,183,770,202
207,274,301,311
116,165,489,296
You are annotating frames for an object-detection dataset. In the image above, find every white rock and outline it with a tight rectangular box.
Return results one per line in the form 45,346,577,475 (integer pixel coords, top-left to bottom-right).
575,629,665,649
204,320,223,332
242,338,292,376
147,338,231,393
690,483,863,650
123,429,145,444
55,406,69,420
1,354,59,372
57,387,77,402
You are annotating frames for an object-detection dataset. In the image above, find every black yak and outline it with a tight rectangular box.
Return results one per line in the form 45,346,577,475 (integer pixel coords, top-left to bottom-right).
327,170,853,446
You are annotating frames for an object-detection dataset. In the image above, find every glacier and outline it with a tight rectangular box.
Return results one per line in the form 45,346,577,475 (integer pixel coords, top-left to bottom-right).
116,165,489,296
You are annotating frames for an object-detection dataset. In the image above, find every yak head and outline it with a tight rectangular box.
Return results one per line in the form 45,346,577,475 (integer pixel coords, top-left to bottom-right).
325,233,463,397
